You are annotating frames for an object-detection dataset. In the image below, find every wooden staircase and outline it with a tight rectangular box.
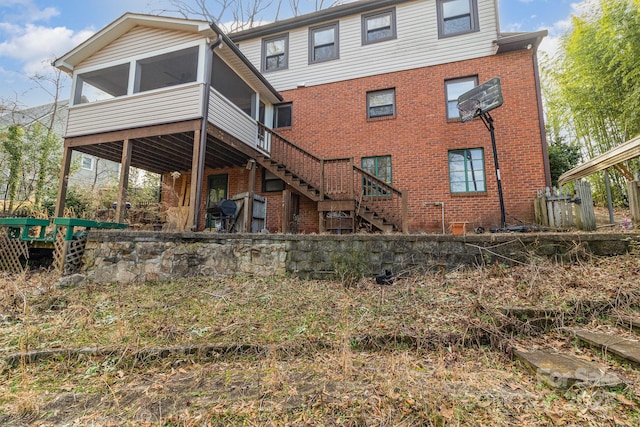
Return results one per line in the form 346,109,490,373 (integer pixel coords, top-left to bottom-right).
256,124,408,233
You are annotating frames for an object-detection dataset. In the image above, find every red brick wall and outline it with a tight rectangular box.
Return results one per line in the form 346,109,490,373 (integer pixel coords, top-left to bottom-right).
168,50,547,233
272,49,548,232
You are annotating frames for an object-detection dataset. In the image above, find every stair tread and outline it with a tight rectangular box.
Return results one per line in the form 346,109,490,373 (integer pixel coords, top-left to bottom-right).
573,329,640,365
514,349,622,388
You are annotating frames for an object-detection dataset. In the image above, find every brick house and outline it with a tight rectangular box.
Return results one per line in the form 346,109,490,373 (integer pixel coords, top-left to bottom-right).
53,0,549,233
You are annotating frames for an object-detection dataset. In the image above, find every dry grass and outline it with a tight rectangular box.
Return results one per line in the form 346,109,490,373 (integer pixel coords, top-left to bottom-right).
1,253,639,426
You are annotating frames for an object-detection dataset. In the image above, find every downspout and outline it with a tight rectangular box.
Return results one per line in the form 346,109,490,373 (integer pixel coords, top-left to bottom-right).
192,34,223,231
533,45,552,188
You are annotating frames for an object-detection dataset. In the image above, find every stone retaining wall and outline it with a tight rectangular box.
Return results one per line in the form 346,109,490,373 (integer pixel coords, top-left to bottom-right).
81,231,640,284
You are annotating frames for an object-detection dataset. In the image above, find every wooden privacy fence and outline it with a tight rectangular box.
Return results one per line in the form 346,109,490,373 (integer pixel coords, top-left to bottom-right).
534,180,596,231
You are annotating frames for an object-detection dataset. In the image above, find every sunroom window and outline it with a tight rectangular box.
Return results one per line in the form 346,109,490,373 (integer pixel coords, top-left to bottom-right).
212,53,256,117
74,63,129,104
135,46,198,93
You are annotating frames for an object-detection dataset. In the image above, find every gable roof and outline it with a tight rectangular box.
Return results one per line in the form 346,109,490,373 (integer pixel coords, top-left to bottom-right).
53,13,282,103
54,13,215,73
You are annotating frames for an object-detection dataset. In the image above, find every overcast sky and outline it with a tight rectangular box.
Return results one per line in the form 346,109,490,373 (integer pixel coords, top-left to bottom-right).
0,0,583,108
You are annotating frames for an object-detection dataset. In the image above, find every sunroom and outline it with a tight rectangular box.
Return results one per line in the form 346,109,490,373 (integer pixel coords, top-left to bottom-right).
53,13,282,231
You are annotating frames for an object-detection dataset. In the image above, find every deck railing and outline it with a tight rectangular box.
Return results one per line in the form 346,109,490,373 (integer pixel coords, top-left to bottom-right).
257,124,407,231
209,88,259,148
353,165,408,232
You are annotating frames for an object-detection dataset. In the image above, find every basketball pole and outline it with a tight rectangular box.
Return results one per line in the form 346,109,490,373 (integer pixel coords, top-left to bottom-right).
479,112,506,230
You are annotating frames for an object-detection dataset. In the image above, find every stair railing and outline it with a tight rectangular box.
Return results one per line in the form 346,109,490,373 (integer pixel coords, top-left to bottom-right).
352,165,408,232
258,124,323,194
258,123,407,232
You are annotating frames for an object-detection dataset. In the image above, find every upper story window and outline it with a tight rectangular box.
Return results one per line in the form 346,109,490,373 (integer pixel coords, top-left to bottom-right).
437,0,479,38
262,34,289,72
74,63,129,104
135,46,198,93
362,8,396,44
367,88,395,119
445,76,477,119
309,22,339,63
273,103,292,128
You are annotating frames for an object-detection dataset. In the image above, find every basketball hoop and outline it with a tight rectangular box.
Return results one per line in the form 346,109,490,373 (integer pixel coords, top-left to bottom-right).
457,77,507,230
457,77,503,123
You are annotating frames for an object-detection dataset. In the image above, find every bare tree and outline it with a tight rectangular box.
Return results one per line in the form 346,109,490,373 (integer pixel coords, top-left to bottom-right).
0,63,67,214
156,0,342,32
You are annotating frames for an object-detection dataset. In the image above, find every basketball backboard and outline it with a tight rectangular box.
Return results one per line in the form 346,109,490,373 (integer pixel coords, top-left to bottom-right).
457,77,503,122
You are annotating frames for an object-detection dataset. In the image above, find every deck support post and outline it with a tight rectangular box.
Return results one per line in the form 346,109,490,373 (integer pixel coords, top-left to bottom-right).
54,145,73,217
245,159,256,232
189,126,203,230
115,139,132,223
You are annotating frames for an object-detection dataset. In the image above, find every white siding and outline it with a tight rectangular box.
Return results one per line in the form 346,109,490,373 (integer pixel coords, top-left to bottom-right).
237,0,498,91
78,26,203,69
65,84,203,137
209,88,258,149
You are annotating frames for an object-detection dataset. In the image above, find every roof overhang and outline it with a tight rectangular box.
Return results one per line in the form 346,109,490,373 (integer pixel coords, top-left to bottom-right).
494,30,547,54
558,135,640,186
231,0,414,41
53,13,216,73
209,22,283,103
53,13,282,104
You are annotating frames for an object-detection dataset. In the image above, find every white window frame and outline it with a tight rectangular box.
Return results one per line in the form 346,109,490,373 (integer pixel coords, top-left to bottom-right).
81,155,95,171
70,40,204,106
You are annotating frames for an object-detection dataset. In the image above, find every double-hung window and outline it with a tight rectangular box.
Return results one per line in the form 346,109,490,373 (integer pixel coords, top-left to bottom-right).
362,8,396,44
449,148,486,193
262,34,289,72
309,22,339,63
445,76,477,119
437,0,479,38
367,88,395,119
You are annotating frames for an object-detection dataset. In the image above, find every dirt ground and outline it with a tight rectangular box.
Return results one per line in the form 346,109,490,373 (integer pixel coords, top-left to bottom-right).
1,242,639,426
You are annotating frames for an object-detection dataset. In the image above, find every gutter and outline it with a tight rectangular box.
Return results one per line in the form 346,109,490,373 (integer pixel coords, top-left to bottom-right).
209,21,283,102
533,46,552,188
231,0,411,41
